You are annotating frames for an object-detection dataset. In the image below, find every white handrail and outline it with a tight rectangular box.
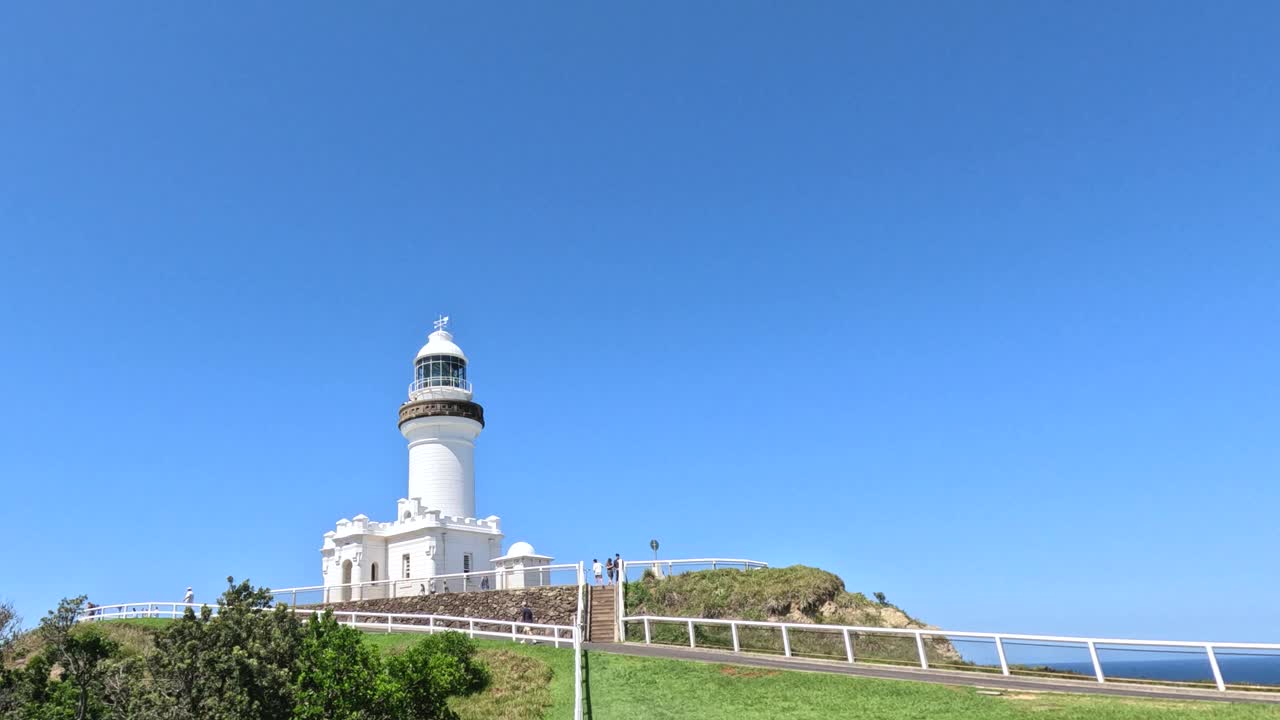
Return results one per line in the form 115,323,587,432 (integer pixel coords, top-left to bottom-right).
83,602,583,717
622,558,768,570
270,563,583,605
623,614,1280,692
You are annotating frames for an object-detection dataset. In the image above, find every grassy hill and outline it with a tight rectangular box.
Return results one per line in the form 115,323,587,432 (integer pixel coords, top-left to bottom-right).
25,620,1280,718
623,565,964,668
373,634,1280,720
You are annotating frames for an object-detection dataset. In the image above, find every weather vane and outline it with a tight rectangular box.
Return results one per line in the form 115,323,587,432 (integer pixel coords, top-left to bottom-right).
434,314,450,332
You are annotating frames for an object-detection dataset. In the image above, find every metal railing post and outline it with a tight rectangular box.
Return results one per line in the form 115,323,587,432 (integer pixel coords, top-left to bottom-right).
688,620,696,648
1205,645,1226,691
1087,641,1105,683
994,636,1010,676
292,590,297,607
732,622,740,653
469,619,475,638
644,617,651,644
915,632,928,669
843,628,854,663
782,626,791,657
387,616,392,633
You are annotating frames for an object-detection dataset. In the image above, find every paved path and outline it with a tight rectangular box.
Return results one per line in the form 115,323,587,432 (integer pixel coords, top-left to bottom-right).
584,642,1280,705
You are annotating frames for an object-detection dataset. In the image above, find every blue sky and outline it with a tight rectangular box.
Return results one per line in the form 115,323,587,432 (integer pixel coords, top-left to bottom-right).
1,2,1277,645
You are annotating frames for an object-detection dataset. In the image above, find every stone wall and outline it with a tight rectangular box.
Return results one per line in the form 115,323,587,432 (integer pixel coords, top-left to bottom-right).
317,585,579,631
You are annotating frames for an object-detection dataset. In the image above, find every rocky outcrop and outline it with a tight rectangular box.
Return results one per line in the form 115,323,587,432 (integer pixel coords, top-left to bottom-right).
316,586,579,631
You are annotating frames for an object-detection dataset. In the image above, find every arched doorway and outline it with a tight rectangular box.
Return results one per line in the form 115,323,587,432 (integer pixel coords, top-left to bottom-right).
341,560,353,602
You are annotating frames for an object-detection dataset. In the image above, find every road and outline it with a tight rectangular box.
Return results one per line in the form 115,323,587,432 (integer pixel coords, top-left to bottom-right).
584,641,1280,705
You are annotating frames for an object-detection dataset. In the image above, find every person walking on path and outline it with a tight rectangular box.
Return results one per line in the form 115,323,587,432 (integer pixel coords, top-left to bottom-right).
605,557,615,586
182,587,194,605
519,602,535,643
592,559,603,585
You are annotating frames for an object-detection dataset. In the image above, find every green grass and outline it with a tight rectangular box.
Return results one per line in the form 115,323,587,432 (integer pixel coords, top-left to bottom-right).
63,620,1280,718
364,631,1280,719
364,634,576,719
582,651,1280,719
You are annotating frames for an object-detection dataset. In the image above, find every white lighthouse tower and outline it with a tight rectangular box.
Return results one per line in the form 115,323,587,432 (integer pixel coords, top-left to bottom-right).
319,318,551,601
401,316,483,518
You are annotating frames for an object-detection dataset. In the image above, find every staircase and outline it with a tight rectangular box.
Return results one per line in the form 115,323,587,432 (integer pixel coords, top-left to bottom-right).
587,585,617,642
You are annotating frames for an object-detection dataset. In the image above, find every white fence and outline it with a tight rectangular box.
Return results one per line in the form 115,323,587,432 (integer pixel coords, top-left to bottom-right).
79,602,577,647
620,558,767,582
622,614,1280,693
82,561,589,720
269,563,583,607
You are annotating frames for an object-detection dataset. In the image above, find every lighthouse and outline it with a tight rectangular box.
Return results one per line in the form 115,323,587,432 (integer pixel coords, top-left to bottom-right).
400,316,485,519
318,318,552,601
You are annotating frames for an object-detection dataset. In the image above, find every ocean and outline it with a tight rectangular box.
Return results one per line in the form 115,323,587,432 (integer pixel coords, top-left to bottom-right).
1048,655,1280,687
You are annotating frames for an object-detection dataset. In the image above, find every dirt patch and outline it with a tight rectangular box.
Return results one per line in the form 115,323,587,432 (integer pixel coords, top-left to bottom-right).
718,664,780,679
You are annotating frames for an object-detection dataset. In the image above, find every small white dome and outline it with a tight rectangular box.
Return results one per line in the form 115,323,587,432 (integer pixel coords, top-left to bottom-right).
506,541,536,557
415,330,467,361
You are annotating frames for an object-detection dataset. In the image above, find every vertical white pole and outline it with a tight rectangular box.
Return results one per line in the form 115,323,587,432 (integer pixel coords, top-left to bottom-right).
732,623,740,653
511,622,518,642
915,632,928,669
1205,645,1226,692
387,616,392,634
469,619,475,638
688,620,696,648
616,568,624,641
994,636,1010,676
1087,641,1105,683
573,626,583,720
782,626,791,657
644,618,651,644
292,590,297,607
843,628,854,663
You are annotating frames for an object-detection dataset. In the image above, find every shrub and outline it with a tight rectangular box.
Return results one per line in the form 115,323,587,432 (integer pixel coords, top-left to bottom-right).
384,633,489,719
293,612,384,720
38,596,119,720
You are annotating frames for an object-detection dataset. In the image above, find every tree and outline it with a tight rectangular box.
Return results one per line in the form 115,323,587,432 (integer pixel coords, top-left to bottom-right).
383,632,488,720
873,591,887,606
0,601,18,658
38,596,119,720
144,577,301,720
292,612,384,720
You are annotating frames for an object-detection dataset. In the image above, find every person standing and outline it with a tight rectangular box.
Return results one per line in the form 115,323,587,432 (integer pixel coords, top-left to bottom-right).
615,553,623,584
592,558,603,585
182,587,194,605
519,602,535,643
605,557,615,586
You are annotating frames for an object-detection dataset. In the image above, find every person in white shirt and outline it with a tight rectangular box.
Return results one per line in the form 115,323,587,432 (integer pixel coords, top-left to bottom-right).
182,587,194,604
592,559,603,585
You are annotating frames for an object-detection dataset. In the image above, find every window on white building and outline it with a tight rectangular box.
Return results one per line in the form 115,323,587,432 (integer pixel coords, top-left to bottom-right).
402,554,411,579
370,563,379,582
463,553,473,574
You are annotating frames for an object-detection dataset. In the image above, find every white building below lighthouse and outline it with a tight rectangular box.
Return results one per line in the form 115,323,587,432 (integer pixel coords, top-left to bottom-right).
320,319,550,601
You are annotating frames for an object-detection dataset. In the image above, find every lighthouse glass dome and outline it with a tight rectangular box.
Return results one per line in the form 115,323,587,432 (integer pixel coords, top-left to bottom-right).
414,354,468,390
